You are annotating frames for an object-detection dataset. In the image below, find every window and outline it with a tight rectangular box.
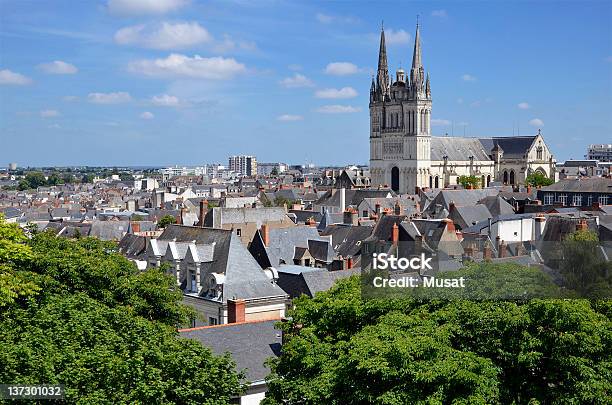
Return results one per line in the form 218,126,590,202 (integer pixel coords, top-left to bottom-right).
572,195,582,207
543,194,554,205
558,194,567,206
208,317,218,326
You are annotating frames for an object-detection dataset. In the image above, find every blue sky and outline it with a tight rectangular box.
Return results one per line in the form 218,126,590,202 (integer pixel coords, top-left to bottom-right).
1,0,610,167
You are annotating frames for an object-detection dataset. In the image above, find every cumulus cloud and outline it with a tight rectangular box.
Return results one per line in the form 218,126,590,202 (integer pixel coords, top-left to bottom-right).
127,54,246,80
529,118,544,127
324,62,359,75
40,109,60,118
431,10,448,18
462,74,476,82
38,60,78,74
107,0,188,15
315,87,358,99
279,73,314,88
140,111,154,119
385,29,410,45
0,69,32,85
277,114,303,121
316,104,361,114
115,21,211,50
151,94,180,106
431,119,451,126
88,92,132,104
517,102,530,109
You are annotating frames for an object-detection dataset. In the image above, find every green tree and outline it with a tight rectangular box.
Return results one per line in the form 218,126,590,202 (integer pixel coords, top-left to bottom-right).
265,275,611,404
457,175,481,189
0,215,245,403
525,172,554,187
158,214,177,228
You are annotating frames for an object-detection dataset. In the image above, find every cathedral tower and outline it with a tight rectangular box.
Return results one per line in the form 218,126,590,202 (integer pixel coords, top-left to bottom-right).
370,22,432,194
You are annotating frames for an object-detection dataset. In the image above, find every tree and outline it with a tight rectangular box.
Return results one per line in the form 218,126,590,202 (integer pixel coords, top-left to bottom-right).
525,172,554,187
158,215,176,228
457,175,481,189
0,215,245,403
264,274,611,404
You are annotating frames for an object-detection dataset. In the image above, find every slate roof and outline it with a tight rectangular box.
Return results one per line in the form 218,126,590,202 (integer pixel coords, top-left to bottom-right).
180,320,281,382
431,136,491,161
158,225,286,301
479,136,537,159
540,178,612,193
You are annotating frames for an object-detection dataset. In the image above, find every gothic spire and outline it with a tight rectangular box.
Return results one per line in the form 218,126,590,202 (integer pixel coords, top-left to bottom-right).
376,24,390,98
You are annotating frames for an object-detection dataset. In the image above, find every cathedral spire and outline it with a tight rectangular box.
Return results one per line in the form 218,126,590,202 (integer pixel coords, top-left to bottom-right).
410,20,425,94
376,24,390,99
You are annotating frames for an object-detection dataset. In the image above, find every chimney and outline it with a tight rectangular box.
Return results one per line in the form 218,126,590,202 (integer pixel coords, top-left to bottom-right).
131,222,141,233
227,299,246,323
498,240,506,258
261,224,270,247
392,222,399,245
339,187,346,212
483,244,492,261
576,218,588,232
198,199,208,226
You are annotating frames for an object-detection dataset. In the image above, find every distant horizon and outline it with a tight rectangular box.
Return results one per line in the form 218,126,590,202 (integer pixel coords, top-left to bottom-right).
1,0,610,166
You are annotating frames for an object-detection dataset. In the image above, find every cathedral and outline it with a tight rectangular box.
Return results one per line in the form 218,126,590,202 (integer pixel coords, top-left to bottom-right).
369,23,557,194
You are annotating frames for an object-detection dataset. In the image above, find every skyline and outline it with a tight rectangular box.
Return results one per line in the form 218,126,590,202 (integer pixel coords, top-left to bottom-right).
1,0,611,166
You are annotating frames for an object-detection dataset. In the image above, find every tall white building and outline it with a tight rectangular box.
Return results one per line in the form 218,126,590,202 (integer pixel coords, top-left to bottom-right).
369,23,557,194
229,155,257,177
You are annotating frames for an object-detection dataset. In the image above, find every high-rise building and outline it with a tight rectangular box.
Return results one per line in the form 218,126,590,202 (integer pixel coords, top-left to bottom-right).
229,155,257,176
586,144,612,162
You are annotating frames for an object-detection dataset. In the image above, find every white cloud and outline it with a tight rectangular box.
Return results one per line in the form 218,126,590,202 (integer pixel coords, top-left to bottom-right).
151,94,180,106
115,22,211,50
38,60,78,74
128,54,246,80
431,10,448,18
385,29,410,45
107,0,188,16
140,111,154,119
279,73,314,88
529,118,544,127
277,114,303,121
315,87,358,99
431,119,451,126
324,62,359,76
517,102,530,109
316,104,361,114
40,109,60,118
88,92,132,104
462,74,476,82
0,69,32,85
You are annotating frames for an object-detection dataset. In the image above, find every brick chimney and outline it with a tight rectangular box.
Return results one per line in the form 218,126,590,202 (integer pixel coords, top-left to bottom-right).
576,218,588,232
261,224,270,246
483,244,492,261
227,299,246,323
392,222,399,245
198,199,208,226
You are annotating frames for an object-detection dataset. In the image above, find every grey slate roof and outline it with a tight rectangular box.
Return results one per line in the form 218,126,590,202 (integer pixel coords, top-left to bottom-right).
180,320,281,382
431,136,491,161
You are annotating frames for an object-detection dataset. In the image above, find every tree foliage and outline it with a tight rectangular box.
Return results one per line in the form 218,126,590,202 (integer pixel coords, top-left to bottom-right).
265,274,612,404
525,172,554,187
0,215,245,403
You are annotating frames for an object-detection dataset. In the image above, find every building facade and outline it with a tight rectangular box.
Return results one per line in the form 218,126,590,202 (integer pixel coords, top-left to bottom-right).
369,24,557,194
229,155,257,177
